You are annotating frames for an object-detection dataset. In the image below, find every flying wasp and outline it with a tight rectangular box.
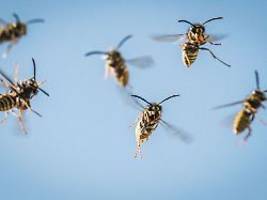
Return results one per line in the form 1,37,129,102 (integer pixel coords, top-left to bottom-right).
213,70,267,141
151,17,230,68
0,58,49,134
181,41,230,68
0,13,44,57
131,94,191,158
84,35,154,87
152,17,225,46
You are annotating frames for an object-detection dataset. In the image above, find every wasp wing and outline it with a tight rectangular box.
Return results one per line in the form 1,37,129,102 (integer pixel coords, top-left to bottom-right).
206,34,228,43
126,56,154,68
212,100,245,110
0,69,17,91
160,119,193,143
151,34,186,43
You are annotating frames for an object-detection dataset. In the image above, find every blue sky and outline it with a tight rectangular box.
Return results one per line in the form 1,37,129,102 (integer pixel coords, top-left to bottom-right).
0,0,267,199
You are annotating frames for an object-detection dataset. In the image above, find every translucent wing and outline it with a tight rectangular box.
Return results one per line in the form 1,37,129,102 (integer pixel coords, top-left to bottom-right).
126,56,154,68
0,68,17,91
212,100,245,110
151,34,186,43
160,119,193,143
206,34,228,43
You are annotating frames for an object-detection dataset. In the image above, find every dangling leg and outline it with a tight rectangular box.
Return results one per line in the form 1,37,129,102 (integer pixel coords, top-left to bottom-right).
104,65,113,79
17,109,28,134
244,126,252,142
2,40,18,58
209,41,222,45
0,112,9,124
205,35,222,45
199,47,231,67
134,143,143,159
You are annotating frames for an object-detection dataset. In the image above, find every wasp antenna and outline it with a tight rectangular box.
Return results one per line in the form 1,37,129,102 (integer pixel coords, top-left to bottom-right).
26,18,45,25
116,35,133,49
30,108,42,118
12,13,20,22
84,51,108,57
32,58,36,80
131,95,152,106
203,17,223,25
177,19,196,27
159,94,180,105
38,87,49,97
254,70,260,90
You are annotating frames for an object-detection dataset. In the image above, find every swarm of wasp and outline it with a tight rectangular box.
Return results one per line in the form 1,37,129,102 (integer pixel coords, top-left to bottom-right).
0,13,44,57
0,58,49,134
151,17,230,68
213,70,267,141
85,35,154,87
131,94,192,158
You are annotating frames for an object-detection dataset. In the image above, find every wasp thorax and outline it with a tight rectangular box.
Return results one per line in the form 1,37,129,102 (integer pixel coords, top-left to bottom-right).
19,79,39,99
13,22,27,37
252,90,266,101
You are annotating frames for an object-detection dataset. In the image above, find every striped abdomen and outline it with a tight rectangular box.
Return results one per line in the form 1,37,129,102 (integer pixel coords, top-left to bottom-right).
0,94,17,111
106,52,129,87
0,27,16,43
115,66,129,87
182,43,199,68
233,109,252,134
135,110,161,149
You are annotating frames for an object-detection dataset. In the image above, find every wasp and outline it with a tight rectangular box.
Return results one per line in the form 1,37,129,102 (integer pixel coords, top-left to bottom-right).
151,17,230,68
131,94,191,158
85,35,154,87
0,58,49,133
181,41,230,68
0,13,44,57
213,70,266,141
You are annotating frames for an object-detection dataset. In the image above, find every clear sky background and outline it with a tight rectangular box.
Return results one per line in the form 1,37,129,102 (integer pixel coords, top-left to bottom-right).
0,0,267,199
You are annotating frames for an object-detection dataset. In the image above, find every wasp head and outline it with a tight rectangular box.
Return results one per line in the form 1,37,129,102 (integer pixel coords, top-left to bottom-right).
11,22,27,37
189,23,205,35
252,90,266,101
18,78,39,99
107,50,121,60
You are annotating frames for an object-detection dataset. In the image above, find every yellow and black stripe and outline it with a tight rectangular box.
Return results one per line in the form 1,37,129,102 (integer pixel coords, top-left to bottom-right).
0,93,17,111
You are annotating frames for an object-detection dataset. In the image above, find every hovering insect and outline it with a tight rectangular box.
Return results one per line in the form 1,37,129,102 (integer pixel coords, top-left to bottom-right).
152,17,224,46
0,13,44,57
213,70,267,141
0,58,49,133
84,35,154,87
131,94,191,158
151,17,230,68
181,41,230,68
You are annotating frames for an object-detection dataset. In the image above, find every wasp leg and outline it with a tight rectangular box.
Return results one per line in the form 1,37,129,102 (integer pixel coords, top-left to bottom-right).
2,40,18,58
209,41,222,46
199,47,231,67
244,126,252,141
134,144,143,159
104,65,114,80
16,109,28,134
0,112,8,124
